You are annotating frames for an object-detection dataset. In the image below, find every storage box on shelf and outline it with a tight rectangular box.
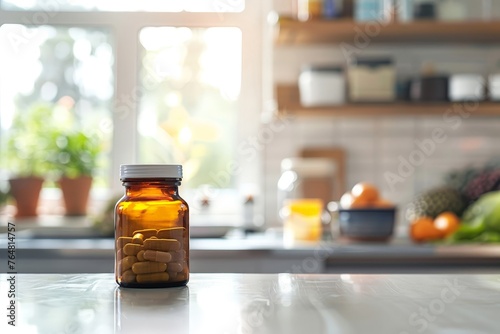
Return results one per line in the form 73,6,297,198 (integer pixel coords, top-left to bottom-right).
275,17,500,116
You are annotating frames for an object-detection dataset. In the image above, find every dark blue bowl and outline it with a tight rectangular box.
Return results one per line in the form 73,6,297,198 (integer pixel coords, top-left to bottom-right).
338,208,396,241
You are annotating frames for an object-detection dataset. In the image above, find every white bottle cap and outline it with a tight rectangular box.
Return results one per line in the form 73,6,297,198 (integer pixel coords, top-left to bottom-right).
120,164,182,179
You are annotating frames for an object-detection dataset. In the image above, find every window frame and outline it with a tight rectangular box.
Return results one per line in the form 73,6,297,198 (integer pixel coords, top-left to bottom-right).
0,2,267,224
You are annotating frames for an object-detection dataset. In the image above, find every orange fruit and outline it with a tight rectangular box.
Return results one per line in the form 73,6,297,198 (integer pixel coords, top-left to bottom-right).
340,192,369,209
410,217,445,243
373,198,394,208
434,212,460,237
351,182,379,204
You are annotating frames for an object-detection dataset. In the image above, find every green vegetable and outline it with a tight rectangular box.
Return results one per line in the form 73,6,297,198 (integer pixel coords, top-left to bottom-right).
474,231,500,243
448,191,500,243
448,218,486,241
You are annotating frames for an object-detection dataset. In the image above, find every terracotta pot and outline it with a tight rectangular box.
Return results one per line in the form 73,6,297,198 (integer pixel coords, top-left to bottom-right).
8,177,44,217
59,175,93,216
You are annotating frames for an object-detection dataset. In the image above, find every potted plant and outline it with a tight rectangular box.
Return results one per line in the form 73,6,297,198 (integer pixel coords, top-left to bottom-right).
49,130,102,216
3,104,54,217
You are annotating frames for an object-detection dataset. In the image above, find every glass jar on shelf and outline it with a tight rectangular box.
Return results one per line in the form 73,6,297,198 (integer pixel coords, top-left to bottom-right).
294,0,324,21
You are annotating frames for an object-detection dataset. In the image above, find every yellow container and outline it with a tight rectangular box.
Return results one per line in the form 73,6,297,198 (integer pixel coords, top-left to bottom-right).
283,198,323,244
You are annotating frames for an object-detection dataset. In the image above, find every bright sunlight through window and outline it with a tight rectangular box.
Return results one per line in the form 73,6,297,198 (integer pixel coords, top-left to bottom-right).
138,27,242,189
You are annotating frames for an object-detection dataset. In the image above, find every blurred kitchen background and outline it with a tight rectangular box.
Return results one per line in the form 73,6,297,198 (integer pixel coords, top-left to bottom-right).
2,0,500,273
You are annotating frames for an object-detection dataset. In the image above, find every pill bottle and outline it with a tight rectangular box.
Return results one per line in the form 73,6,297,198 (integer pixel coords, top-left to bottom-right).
115,164,189,288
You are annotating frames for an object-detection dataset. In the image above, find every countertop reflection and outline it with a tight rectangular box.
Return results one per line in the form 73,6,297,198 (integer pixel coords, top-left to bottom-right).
1,273,499,333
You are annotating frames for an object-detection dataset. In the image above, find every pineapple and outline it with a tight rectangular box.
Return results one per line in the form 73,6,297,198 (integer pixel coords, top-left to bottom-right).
406,187,466,222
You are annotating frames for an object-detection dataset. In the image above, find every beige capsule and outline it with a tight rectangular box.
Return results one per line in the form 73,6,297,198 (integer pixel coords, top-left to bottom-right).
144,238,181,252
136,272,169,283
132,229,157,239
121,270,136,284
167,271,178,280
177,272,188,281
132,233,144,245
132,261,167,274
116,248,124,260
123,243,143,256
137,250,146,262
144,250,172,263
167,262,183,273
169,264,187,281
116,237,133,249
180,266,189,277
170,250,186,262
120,256,138,272
157,227,185,240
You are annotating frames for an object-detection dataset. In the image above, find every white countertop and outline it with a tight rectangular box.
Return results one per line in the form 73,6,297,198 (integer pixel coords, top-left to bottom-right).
1,216,500,273
1,273,499,333
1,237,500,274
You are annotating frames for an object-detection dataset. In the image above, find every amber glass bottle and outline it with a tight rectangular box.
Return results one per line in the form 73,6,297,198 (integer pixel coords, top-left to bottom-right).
115,164,189,288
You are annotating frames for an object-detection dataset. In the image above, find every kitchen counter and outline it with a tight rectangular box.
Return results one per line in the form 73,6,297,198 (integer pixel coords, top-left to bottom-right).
1,273,499,333
1,215,499,274
1,235,499,274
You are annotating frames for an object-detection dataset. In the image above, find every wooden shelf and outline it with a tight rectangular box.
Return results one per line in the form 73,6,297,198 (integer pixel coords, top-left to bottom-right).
276,84,500,117
276,18,500,45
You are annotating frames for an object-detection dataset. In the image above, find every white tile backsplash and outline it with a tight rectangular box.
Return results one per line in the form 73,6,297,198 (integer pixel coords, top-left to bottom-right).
264,114,500,226
378,117,417,135
296,118,336,146
378,136,415,155
337,118,378,137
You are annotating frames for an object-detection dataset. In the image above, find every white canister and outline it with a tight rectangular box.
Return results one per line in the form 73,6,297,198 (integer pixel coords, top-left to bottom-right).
449,74,485,101
299,66,345,107
438,0,467,21
489,74,500,101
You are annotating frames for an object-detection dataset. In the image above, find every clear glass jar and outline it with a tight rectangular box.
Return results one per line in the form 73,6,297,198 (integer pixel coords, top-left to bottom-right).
277,158,336,243
277,158,336,209
115,164,189,288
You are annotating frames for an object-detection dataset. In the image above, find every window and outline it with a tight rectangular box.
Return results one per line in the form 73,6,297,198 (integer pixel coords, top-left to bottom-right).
0,24,114,188
0,1,265,225
138,27,242,189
